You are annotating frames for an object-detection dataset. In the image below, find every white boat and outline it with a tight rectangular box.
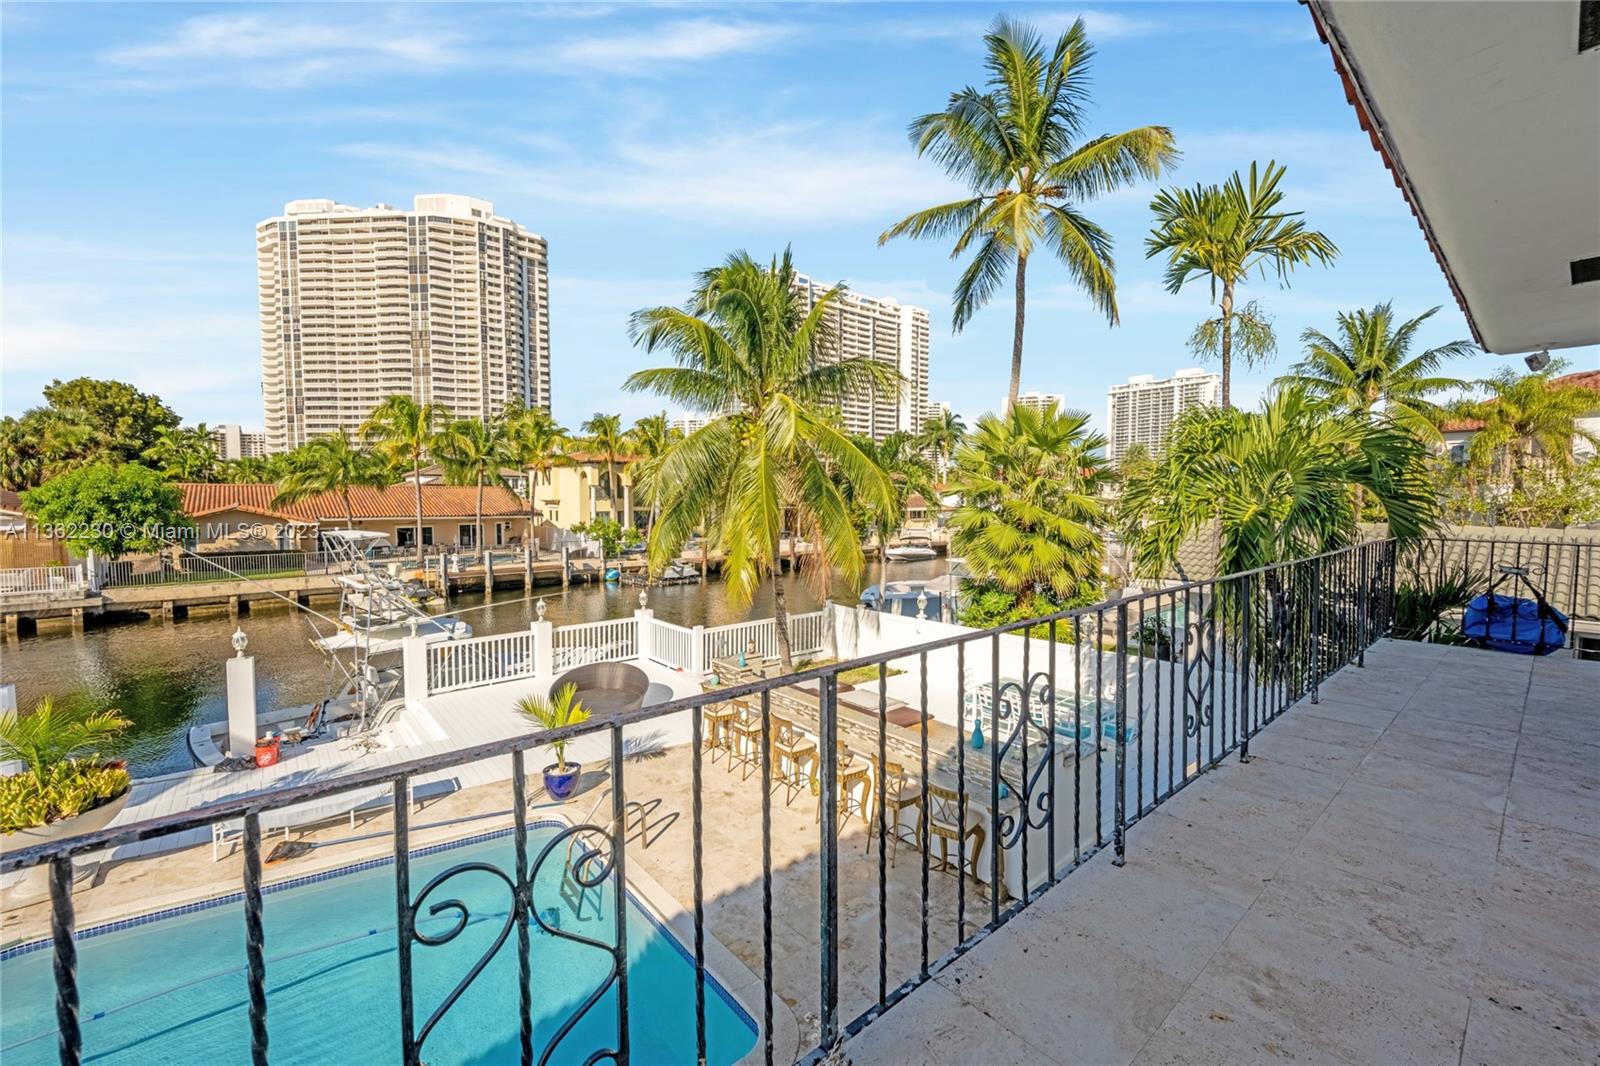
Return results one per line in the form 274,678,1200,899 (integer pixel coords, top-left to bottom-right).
885,537,937,562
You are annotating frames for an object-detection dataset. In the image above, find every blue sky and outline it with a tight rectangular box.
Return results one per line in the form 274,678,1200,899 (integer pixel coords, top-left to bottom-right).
4,1,1591,434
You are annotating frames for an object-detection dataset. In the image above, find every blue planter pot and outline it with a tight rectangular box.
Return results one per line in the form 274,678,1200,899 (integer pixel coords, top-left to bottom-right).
543,762,583,800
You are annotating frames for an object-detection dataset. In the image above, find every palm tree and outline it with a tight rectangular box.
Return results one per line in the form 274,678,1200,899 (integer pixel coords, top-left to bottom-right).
505,403,570,556
361,395,449,560
1277,303,1473,440
852,432,937,587
949,404,1111,611
580,413,630,525
1121,388,1436,579
626,248,897,670
881,17,1178,411
628,412,679,539
1145,161,1339,407
274,430,390,529
1456,362,1600,494
435,417,513,555
915,408,966,476
0,697,131,788
142,425,219,481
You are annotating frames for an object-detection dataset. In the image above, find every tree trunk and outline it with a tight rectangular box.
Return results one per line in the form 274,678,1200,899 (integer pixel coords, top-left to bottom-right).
879,533,888,593
1219,281,1235,409
343,489,354,529
412,453,425,563
1007,253,1028,412
772,546,794,673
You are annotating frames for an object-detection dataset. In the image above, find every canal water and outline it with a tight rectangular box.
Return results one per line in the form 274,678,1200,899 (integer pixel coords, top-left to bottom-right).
0,559,946,776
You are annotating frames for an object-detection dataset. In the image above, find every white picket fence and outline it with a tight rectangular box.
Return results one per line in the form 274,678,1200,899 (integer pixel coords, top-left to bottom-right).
416,609,828,698
552,617,638,672
646,618,697,670
426,630,539,694
701,611,827,665
0,564,88,600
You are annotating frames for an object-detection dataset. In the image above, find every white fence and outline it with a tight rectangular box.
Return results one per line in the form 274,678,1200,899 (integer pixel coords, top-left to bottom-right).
426,630,539,694
99,552,338,589
0,564,88,600
701,611,827,665
552,617,638,672
645,618,697,670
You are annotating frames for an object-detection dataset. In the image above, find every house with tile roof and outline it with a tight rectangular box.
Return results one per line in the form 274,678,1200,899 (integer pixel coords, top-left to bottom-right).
178,483,540,552
1439,369,1600,465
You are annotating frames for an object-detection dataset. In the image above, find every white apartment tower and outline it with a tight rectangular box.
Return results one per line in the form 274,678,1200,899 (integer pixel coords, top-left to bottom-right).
258,195,550,452
1014,390,1065,415
793,275,929,441
210,424,268,460
1106,368,1220,461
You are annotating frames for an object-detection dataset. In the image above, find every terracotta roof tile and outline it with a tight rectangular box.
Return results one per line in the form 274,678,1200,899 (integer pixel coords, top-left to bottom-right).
179,483,529,522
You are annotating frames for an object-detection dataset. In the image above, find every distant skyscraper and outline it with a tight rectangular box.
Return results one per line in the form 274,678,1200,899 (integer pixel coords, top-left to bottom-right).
257,194,550,452
1106,369,1220,461
210,424,268,460
669,413,714,437
925,400,953,426
792,274,929,441
1014,391,1065,415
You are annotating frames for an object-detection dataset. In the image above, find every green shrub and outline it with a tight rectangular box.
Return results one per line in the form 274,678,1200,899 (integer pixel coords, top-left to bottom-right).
0,760,130,833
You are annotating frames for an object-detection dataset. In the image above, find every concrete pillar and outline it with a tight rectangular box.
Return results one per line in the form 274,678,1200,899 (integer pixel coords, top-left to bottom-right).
3,614,18,640
485,549,495,588
226,654,258,757
523,544,533,590
400,635,429,708
85,550,99,594
70,607,84,633
162,600,176,622
228,595,240,619
531,616,554,675
561,546,571,588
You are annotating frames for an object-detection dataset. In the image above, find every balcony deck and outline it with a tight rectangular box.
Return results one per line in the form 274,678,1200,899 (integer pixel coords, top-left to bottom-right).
841,640,1598,1066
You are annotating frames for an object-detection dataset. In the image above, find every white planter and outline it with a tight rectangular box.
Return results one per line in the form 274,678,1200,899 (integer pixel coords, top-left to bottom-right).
0,788,131,905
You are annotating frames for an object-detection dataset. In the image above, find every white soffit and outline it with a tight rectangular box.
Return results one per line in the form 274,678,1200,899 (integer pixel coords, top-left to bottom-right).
1311,1,1600,354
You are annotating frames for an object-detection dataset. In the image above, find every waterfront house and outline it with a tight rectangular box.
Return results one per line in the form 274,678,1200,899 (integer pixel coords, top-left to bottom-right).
178,482,539,552
1439,369,1600,465
528,450,639,530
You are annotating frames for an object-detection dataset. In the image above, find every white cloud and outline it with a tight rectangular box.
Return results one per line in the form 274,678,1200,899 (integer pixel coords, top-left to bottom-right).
889,9,1163,44
550,18,794,72
99,10,468,90
340,120,962,226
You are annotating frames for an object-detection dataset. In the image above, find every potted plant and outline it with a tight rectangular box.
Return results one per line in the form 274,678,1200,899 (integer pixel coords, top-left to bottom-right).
516,683,591,800
1,698,133,901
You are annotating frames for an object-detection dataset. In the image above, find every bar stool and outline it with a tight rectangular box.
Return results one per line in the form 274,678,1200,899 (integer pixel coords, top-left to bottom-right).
814,741,873,825
769,715,817,805
864,756,921,866
701,700,742,766
726,702,765,780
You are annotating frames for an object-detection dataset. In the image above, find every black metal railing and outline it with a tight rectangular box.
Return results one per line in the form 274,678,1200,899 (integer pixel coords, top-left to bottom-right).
1,539,1407,1066
1394,535,1593,645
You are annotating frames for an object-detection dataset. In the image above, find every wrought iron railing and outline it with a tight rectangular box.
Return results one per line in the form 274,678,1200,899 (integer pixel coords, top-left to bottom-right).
1396,535,1593,640
1,540,1403,1066
97,551,341,589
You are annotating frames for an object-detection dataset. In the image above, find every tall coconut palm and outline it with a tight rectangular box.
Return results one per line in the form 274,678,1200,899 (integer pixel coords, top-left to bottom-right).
361,395,450,560
1121,388,1436,579
435,417,513,554
626,248,897,669
505,404,570,555
915,407,966,476
580,413,630,524
628,411,678,539
1277,303,1473,440
1456,363,1600,494
852,432,938,587
880,17,1178,411
949,404,1111,610
1145,161,1339,407
274,430,391,529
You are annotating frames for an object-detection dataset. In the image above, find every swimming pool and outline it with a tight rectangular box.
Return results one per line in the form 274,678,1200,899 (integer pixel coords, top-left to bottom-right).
0,824,758,1065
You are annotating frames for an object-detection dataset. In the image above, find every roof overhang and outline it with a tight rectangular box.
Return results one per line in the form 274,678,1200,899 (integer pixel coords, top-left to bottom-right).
1306,1,1600,354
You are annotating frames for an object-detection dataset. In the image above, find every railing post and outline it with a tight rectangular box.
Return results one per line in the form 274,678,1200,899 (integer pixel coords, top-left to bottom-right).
634,608,653,664
1310,557,1323,705
1357,543,1368,668
1113,601,1129,868
1240,572,1253,764
531,616,554,676
691,625,706,678
817,674,840,1050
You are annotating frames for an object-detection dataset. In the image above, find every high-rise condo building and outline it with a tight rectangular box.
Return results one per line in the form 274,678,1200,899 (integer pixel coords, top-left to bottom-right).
257,194,550,452
1106,368,1220,461
210,424,269,460
792,275,929,441
669,414,714,437
1014,390,1065,415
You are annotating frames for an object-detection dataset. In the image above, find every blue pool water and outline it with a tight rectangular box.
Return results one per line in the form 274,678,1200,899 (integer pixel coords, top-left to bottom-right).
0,826,757,1065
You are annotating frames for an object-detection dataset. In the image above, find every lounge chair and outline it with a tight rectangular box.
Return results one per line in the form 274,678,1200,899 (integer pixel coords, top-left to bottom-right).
281,701,328,745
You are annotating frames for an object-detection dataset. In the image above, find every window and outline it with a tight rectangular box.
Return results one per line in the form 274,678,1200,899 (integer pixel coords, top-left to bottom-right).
396,526,435,547
1448,444,1467,466
458,524,476,548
